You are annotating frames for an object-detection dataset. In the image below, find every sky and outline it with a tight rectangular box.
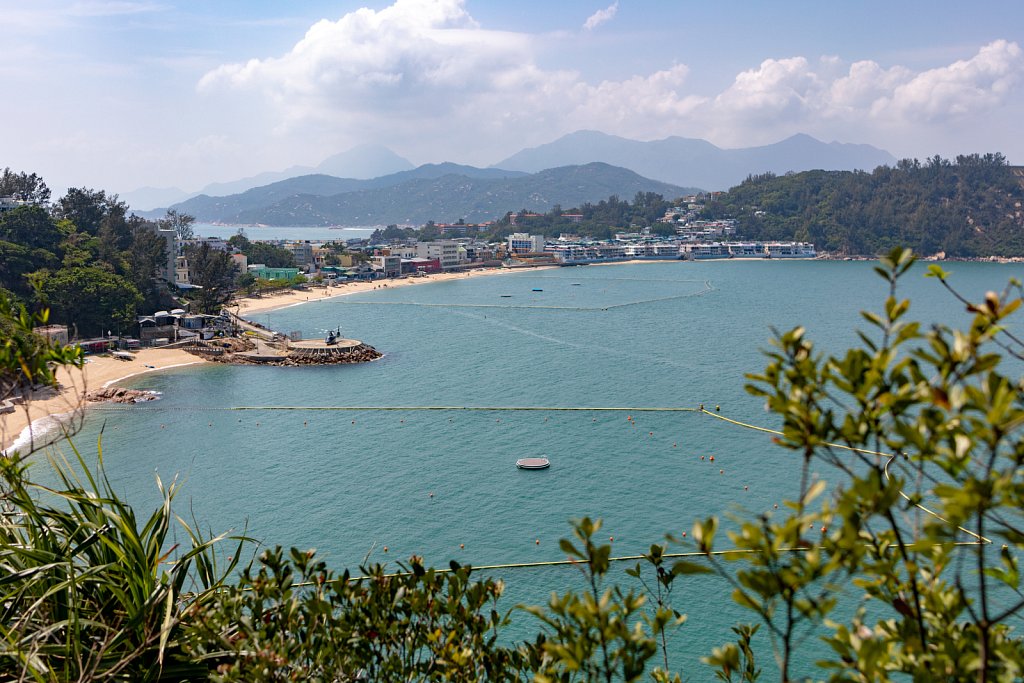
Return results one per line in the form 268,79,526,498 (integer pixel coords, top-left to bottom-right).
3,0,1023,198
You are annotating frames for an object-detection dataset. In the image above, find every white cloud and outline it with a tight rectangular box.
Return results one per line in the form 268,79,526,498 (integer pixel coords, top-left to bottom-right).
198,0,705,159
878,39,1023,121
198,0,1023,161
704,40,1023,144
583,2,618,31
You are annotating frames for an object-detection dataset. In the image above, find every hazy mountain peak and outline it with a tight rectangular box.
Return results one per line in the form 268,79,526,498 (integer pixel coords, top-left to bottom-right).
315,144,414,179
495,130,895,190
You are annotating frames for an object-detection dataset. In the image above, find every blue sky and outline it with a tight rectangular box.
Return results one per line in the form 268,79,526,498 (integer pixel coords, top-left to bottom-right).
3,0,1022,198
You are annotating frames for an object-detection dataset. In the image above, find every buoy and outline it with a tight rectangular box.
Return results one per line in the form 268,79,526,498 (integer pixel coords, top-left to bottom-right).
383,546,388,553
715,405,720,411
303,421,307,426
352,420,355,424
460,543,464,549
673,443,677,447
649,431,653,436
773,504,778,509
429,492,434,498
719,469,724,474
535,539,540,544
208,423,212,427
744,485,749,490
820,526,827,533
609,536,614,542
682,531,687,537
709,455,714,462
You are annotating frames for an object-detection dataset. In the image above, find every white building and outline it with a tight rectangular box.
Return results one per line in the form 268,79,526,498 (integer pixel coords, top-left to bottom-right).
507,232,546,254
415,241,461,270
0,196,28,213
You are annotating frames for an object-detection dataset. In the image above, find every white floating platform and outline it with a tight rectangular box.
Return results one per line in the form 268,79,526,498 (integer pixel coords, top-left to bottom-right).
516,457,550,470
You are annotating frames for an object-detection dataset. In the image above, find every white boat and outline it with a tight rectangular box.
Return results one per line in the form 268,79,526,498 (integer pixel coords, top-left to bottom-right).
516,457,550,470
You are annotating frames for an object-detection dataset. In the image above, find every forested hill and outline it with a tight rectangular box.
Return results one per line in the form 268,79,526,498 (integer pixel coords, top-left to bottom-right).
703,154,1024,257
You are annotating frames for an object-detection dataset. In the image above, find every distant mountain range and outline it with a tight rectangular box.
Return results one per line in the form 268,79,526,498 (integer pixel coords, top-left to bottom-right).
120,144,415,211
155,163,693,226
494,131,896,190
123,131,896,214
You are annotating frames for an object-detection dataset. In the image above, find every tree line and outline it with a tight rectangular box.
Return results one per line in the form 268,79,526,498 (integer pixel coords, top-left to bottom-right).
702,153,1024,256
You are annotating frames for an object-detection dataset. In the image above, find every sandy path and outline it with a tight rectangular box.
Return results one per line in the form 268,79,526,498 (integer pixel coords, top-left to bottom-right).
1,348,205,454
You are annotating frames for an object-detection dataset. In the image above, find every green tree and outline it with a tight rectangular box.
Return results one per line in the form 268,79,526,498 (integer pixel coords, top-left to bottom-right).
158,208,195,241
689,249,1024,681
183,243,238,313
0,167,51,203
37,266,142,337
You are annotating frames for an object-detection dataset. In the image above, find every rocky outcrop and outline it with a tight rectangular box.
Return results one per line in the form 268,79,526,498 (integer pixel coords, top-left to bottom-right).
182,340,382,366
86,387,159,404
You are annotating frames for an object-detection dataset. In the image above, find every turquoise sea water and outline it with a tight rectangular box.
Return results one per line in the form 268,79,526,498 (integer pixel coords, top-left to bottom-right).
37,259,1024,676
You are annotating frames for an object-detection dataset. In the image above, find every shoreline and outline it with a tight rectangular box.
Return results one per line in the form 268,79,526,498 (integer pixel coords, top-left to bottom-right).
233,266,554,316
1,348,206,455
2,266,539,454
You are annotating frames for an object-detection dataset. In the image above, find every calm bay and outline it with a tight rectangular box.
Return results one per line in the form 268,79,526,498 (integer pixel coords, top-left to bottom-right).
36,258,1024,674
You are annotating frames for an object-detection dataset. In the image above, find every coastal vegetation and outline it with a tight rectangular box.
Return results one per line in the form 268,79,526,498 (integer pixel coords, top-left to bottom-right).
1,186,172,336
701,153,1024,257
3,250,1022,681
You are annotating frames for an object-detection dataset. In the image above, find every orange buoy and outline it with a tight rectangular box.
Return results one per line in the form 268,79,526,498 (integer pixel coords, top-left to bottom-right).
609,536,614,542
820,526,827,533
460,543,464,549
719,469,724,474
682,531,687,537
709,456,714,462
701,455,705,460
535,539,540,544
383,546,388,553
649,431,653,436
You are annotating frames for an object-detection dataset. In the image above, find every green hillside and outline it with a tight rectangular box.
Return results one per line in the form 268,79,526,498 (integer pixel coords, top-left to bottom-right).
703,154,1024,257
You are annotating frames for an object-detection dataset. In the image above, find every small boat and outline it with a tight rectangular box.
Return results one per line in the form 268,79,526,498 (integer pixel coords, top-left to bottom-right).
500,295,512,298
571,283,582,286
531,288,543,292
516,457,550,470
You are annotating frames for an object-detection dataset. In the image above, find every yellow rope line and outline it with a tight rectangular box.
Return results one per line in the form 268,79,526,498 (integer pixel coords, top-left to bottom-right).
699,408,991,544
228,405,700,413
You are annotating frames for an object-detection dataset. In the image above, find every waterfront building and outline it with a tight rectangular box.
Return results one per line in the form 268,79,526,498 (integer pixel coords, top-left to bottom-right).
415,240,461,270
371,254,402,278
507,233,546,255
249,265,301,280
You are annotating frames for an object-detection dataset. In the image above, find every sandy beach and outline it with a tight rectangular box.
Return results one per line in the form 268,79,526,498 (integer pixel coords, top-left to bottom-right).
3,265,555,454
234,266,541,316
1,348,205,454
